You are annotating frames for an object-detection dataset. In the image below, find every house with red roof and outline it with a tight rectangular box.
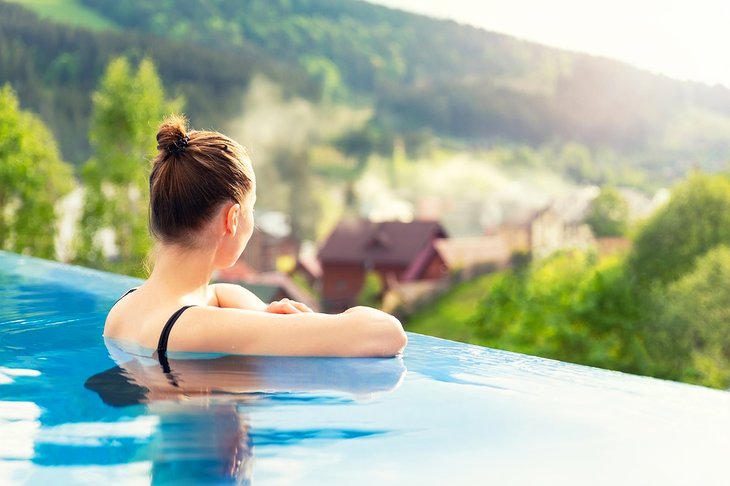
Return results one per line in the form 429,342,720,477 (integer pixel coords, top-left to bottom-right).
318,218,448,312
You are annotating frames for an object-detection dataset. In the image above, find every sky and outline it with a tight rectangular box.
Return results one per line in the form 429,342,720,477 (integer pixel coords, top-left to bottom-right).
368,0,730,88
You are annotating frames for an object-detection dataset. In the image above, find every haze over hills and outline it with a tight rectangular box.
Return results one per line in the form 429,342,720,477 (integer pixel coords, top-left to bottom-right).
3,0,730,181
369,0,730,89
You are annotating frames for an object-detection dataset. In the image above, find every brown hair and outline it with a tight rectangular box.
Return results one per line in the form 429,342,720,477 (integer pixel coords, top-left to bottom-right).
149,115,254,246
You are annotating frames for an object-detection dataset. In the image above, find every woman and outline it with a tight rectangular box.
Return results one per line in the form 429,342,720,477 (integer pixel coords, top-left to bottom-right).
104,115,407,359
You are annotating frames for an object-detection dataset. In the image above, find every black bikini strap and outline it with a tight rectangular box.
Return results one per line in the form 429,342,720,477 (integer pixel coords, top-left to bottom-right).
156,305,196,375
114,287,138,305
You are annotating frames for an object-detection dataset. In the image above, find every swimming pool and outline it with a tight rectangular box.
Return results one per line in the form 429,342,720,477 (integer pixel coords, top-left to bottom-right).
1,250,729,485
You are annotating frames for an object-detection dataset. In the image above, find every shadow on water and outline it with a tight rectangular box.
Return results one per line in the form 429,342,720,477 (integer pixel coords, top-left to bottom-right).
84,343,406,485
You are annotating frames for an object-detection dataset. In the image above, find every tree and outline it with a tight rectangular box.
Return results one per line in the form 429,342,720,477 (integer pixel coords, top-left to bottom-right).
301,55,348,103
585,187,629,237
333,122,394,209
629,172,730,287
273,148,321,242
658,245,730,388
0,84,73,259
473,251,654,375
75,57,182,276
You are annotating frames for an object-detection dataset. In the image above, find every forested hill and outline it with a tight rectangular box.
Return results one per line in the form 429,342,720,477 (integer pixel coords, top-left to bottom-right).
4,0,730,175
0,1,316,162
77,1,730,150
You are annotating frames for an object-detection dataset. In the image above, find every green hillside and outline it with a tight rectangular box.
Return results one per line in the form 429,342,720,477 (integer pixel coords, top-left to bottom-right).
6,0,118,31
0,1,316,162
76,0,730,173
3,0,730,180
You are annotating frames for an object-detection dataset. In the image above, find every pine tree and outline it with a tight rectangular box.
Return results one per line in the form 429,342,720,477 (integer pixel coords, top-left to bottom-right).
75,57,183,276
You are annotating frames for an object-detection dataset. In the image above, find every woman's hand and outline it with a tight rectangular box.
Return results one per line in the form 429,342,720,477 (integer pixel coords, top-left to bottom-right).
265,298,314,314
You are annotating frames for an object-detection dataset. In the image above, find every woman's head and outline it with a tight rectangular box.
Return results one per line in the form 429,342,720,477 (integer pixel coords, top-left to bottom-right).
149,115,255,249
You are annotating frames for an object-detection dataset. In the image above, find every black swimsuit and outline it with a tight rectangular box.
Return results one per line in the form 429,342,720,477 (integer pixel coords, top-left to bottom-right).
116,288,196,374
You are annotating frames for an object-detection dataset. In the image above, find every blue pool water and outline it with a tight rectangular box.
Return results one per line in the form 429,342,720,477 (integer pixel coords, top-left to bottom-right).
1,251,729,485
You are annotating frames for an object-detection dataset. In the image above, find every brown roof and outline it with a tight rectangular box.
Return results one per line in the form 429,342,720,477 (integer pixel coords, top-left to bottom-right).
318,218,447,266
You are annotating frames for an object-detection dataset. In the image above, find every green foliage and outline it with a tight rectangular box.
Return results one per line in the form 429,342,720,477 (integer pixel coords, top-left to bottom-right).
301,55,348,103
5,0,730,184
272,149,321,242
473,252,651,373
486,143,648,189
0,1,315,162
74,57,181,276
0,84,73,259
332,123,395,194
357,271,384,308
408,172,730,389
405,273,498,344
74,0,730,181
585,187,629,237
657,245,730,388
335,124,392,165
629,172,730,287
6,0,119,31
408,251,684,380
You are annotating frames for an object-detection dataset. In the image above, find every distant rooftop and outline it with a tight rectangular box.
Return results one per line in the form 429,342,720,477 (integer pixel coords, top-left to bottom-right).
319,218,447,266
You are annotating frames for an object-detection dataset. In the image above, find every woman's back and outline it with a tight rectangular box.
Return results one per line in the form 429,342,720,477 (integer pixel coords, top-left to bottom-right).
104,285,207,350
103,115,407,359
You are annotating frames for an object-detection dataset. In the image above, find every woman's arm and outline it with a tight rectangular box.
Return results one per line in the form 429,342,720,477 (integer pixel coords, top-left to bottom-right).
212,283,313,314
213,283,267,311
170,305,407,358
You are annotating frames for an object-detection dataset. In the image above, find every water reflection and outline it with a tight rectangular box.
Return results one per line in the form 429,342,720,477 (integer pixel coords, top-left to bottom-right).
84,341,406,485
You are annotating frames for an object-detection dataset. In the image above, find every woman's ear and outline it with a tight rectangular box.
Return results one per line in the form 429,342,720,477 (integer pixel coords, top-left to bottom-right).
225,203,241,235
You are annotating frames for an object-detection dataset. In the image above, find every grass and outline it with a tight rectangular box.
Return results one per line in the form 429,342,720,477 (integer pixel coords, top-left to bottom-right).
7,0,118,32
404,272,499,345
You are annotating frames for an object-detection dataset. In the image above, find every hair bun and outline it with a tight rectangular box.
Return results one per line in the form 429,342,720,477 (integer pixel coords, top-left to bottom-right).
156,115,189,157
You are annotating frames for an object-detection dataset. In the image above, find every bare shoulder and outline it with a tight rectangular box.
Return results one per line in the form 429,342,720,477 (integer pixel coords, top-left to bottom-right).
104,286,181,347
103,288,143,338
104,300,122,334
